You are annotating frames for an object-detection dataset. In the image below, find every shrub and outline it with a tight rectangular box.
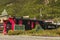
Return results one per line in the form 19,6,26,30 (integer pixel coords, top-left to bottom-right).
8,30,25,35
56,27,60,35
8,30,14,35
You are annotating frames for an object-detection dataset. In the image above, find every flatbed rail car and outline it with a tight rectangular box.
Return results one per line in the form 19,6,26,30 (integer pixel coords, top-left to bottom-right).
43,22,60,29
3,17,59,34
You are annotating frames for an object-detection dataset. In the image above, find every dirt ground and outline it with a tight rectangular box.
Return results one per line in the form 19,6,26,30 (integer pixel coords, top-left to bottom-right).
0,35,60,40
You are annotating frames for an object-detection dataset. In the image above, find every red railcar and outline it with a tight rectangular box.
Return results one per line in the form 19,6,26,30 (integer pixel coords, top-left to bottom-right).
3,17,44,34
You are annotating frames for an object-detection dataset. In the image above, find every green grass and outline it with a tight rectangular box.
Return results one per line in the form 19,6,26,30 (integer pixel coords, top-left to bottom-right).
8,27,60,36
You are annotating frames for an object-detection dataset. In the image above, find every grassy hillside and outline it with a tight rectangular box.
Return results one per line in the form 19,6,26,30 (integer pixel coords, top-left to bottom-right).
0,0,60,20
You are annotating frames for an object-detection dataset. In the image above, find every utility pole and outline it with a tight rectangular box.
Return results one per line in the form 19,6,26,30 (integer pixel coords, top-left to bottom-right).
40,8,42,20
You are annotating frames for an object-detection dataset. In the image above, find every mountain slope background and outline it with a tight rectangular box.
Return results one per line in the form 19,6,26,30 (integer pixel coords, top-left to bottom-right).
0,0,60,20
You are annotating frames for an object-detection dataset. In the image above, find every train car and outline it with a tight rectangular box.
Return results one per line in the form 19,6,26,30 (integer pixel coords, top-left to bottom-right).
3,17,59,34
3,17,45,34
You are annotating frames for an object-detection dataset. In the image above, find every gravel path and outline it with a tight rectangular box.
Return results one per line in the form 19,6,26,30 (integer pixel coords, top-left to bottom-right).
0,35,60,40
